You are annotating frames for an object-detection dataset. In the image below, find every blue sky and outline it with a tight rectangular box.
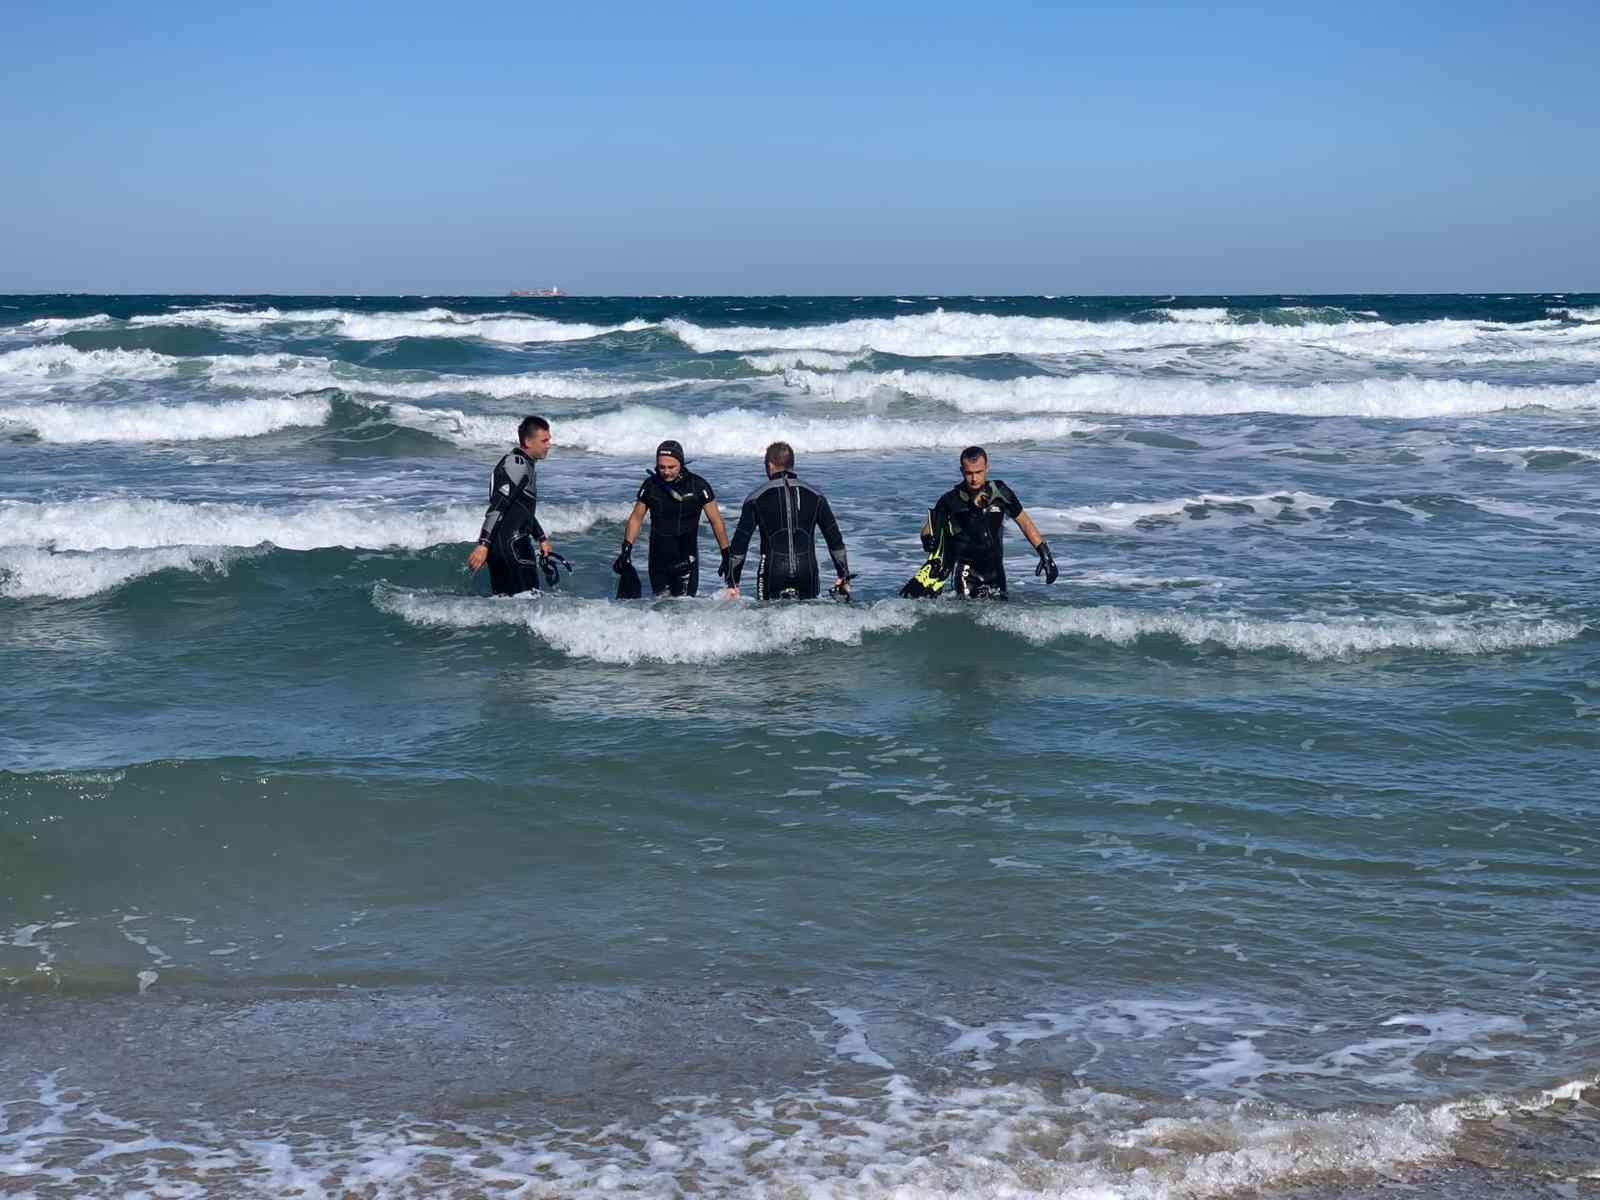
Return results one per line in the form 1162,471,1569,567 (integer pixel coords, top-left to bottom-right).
3,1,1596,293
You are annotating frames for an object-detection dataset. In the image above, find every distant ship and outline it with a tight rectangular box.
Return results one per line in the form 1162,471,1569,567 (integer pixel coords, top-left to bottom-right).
508,286,563,298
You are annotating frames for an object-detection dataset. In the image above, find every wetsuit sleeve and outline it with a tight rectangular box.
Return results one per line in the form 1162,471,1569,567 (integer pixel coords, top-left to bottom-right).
636,478,652,505
817,493,848,578
699,475,716,505
996,481,1023,519
477,454,515,545
726,494,758,585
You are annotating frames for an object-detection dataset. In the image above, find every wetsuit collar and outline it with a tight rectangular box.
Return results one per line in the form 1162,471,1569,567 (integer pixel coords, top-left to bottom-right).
767,469,798,480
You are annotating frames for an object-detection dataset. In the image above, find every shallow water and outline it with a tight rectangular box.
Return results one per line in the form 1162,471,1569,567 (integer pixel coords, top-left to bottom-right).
3,293,1598,1196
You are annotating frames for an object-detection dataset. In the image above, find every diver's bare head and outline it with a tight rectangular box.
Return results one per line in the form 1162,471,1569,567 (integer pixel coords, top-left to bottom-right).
959,445,988,492
765,441,795,478
518,414,552,460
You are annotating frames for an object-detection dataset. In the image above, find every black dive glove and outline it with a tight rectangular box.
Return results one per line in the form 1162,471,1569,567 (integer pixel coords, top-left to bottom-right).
1034,541,1058,584
612,542,634,573
540,551,574,587
717,547,733,580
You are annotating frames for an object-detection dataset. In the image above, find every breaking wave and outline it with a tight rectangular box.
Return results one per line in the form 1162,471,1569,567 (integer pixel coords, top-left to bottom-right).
783,368,1600,418
128,305,654,343
384,401,1100,453
0,546,242,600
664,310,1550,358
0,498,630,553
373,590,924,663
981,606,1585,660
374,590,1583,664
0,395,333,443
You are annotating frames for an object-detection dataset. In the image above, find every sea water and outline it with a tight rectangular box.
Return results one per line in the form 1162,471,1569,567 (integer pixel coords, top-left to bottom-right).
2,294,1598,1197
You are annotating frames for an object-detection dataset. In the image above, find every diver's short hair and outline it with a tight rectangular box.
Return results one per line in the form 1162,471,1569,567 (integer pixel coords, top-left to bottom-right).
960,445,988,465
765,441,795,470
518,414,550,443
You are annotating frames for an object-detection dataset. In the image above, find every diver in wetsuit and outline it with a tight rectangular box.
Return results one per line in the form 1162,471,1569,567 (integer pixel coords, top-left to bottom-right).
722,441,850,600
613,440,732,596
910,445,1057,599
465,414,555,595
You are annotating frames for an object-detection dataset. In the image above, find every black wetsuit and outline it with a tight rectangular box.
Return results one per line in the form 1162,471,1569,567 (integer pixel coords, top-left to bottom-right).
923,479,1024,598
477,446,546,596
637,470,717,596
726,471,848,600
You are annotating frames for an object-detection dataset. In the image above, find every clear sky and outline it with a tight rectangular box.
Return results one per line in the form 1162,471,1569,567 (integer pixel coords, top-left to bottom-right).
3,0,1596,294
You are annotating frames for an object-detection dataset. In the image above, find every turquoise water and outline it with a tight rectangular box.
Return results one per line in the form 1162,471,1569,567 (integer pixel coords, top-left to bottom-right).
2,294,1598,1196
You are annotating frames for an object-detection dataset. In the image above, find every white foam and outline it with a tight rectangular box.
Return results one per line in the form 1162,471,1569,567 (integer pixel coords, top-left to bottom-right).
15,314,116,336
1155,307,1233,322
1551,306,1600,321
1031,491,1337,533
4,1067,1590,1199
979,606,1586,660
784,368,1600,418
0,498,628,553
0,395,333,443
0,546,239,599
741,350,866,372
385,401,1099,453
130,305,654,344
0,344,183,380
374,591,927,663
1473,444,1600,463
0,344,684,406
665,310,1530,358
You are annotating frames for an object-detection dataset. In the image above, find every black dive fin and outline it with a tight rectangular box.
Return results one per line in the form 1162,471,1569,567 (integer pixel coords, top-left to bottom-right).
616,561,643,600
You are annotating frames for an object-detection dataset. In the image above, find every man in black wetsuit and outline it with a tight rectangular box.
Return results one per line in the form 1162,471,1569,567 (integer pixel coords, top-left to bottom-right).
465,415,555,595
912,445,1057,599
613,440,732,596
722,441,850,600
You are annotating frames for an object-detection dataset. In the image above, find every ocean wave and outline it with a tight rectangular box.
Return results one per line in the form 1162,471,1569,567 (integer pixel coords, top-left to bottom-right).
14,314,117,336
383,401,1100,454
374,590,1582,663
1030,491,1339,533
0,546,241,599
3,1063,1591,1198
1473,444,1600,466
0,498,630,552
783,368,1600,418
0,395,333,443
0,344,187,380
663,310,1538,358
374,590,924,663
1550,306,1600,322
0,342,692,404
128,305,654,344
740,350,867,372
980,606,1585,660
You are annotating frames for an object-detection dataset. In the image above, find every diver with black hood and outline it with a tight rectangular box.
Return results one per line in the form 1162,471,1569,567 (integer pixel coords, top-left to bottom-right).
722,441,850,600
613,440,731,597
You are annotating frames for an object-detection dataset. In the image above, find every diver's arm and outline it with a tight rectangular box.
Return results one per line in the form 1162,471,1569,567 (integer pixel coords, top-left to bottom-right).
816,494,849,581
622,500,648,548
723,498,758,588
704,500,731,551
1015,510,1057,583
468,456,513,570
1014,510,1045,550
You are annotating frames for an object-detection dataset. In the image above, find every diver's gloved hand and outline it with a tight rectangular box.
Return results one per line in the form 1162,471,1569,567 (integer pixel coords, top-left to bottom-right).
1034,541,1059,585
612,541,633,574
540,551,574,588
717,547,733,580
